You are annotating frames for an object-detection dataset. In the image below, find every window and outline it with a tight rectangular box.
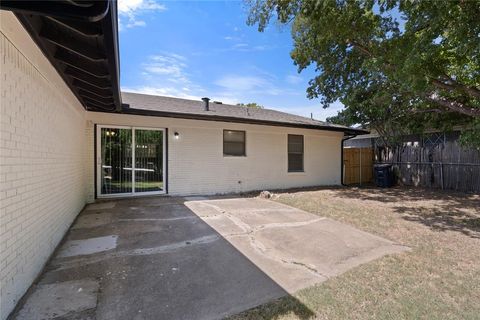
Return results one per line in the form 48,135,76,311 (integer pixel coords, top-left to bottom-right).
288,134,304,172
223,130,246,156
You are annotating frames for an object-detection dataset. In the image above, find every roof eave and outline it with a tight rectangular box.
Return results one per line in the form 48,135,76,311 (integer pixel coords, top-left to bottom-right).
1,0,122,112
108,107,368,135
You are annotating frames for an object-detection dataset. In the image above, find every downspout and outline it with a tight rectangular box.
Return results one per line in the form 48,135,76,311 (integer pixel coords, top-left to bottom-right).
341,134,357,186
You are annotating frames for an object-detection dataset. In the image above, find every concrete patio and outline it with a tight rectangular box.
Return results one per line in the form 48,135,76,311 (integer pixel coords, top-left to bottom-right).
11,196,407,320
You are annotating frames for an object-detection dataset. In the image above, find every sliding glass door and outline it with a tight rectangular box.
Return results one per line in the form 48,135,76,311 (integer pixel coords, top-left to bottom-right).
99,127,133,195
97,126,165,197
134,129,164,193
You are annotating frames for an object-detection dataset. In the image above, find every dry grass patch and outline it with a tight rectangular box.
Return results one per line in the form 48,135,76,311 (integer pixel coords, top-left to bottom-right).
229,187,480,320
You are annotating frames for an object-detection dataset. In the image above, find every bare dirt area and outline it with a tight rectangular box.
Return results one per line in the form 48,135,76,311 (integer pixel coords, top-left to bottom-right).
229,187,480,320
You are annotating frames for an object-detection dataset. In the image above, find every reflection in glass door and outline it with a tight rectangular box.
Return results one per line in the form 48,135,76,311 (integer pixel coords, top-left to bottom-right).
134,129,164,193
97,126,165,197
100,127,132,195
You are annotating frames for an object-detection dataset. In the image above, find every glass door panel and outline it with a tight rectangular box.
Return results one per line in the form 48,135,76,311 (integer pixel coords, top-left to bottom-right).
134,129,164,193
100,128,133,195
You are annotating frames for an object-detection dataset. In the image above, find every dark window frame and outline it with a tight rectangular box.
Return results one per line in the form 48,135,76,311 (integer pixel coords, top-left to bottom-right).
223,129,246,157
288,134,304,172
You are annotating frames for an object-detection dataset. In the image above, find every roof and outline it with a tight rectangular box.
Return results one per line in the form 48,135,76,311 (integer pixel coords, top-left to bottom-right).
120,92,367,135
349,133,380,140
1,0,121,112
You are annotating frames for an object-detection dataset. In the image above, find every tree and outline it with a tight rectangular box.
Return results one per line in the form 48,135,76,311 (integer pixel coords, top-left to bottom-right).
246,0,480,146
237,102,264,108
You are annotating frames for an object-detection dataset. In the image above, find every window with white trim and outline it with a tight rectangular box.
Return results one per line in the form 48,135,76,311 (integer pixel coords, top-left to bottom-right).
223,130,246,156
288,134,304,172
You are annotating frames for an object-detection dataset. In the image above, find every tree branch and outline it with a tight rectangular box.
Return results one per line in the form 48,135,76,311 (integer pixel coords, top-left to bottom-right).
410,108,445,114
433,76,480,99
426,93,480,117
346,40,480,116
347,39,374,57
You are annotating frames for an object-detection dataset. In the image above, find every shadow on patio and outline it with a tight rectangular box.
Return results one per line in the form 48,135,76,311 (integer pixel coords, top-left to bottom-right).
11,196,315,320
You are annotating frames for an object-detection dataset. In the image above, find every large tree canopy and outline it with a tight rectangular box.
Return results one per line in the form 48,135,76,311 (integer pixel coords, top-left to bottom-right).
246,0,480,146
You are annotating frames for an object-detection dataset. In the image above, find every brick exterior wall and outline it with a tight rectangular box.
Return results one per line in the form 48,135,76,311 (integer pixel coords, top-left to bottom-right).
0,13,87,319
86,112,343,198
0,11,344,319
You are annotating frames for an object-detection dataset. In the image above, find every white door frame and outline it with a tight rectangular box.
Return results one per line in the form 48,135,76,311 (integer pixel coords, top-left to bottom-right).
96,125,166,198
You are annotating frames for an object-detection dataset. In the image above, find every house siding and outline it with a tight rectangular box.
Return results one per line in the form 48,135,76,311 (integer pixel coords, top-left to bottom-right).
86,112,343,198
0,11,345,319
0,12,87,320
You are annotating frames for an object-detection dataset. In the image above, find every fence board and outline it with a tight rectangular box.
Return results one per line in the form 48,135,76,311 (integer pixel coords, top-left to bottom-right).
343,147,373,185
376,142,480,193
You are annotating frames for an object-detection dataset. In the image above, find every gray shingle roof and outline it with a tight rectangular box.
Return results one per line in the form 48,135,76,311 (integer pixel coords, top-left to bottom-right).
120,92,367,135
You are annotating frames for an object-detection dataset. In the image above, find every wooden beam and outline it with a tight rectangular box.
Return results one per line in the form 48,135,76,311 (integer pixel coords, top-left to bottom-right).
44,16,102,37
79,90,114,105
40,22,106,61
73,79,112,98
65,67,111,89
83,99,116,111
55,48,109,78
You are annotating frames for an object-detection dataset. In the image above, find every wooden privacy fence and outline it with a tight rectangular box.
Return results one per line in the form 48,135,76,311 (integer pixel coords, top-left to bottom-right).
343,147,373,185
376,142,480,193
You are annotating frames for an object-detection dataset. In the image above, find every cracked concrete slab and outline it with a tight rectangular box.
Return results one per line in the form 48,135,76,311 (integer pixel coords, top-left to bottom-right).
13,195,408,320
72,212,113,229
186,198,322,226
57,235,118,258
183,196,208,201
51,234,221,271
85,202,116,211
15,279,99,320
201,214,246,236
254,218,406,280
186,197,409,293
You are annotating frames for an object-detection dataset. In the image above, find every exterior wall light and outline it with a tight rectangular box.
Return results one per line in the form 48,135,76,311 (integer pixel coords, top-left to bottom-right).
174,132,179,139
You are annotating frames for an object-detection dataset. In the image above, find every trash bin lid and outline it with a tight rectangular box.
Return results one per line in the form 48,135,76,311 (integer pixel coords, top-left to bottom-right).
374,164,392,168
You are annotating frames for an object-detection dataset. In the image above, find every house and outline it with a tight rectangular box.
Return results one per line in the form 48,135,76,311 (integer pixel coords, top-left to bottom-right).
0,2,364,319
91,92,364,197
344,129,464,149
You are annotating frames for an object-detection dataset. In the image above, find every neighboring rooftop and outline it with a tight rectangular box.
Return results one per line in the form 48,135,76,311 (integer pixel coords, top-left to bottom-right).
120,92,367,135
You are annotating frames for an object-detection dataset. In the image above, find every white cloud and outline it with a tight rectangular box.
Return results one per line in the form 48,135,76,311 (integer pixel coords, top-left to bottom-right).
126,20,146,28
221,31,270,52
122,86,202,101
142,53,192,86
118,0,166,29
285,74,303,85
226,43,271,52
252,45,268,51
213,68,305,106
233,43,249,48
215,75,281,95
124,53,205,100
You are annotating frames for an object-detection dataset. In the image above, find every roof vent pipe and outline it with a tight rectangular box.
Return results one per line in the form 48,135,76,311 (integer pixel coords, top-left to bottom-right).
202,97,210,111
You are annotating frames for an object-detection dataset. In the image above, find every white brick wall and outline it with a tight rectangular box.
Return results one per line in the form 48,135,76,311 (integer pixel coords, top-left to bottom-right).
0,10,345,319
0,13,87,319
86,112,343,198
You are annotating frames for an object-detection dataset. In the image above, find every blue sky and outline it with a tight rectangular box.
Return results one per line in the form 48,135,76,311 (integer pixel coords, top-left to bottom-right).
118,0,344,120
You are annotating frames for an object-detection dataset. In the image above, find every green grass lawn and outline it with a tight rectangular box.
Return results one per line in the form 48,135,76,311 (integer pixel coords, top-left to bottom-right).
229,187,480,320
